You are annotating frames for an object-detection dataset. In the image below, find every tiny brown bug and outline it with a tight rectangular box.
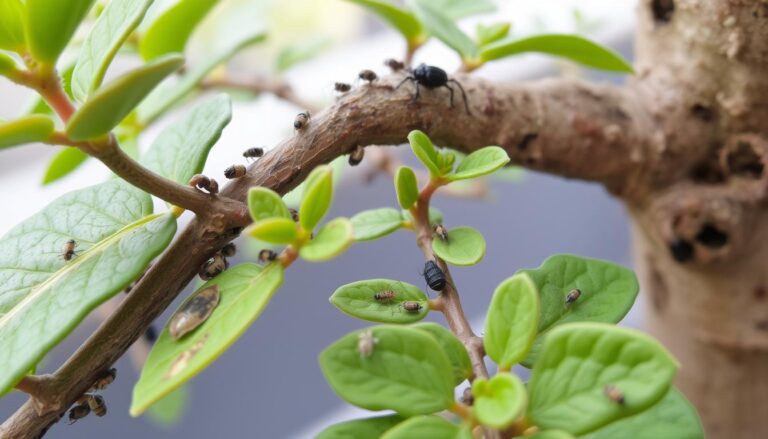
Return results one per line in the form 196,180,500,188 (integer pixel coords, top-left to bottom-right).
221,243,236,258
373,290,396,303
199,254,228,281
358,330,378,358
349,145,364,166
565,288,582,306
294,111,310,130
433,224,448,241
87,395,107,417
402,301,422,312
461,387,474,406
169,285,221,340
359,69,377,83
224,164,246,179
384,58,405,71
90,367,116,391
62,239,77,261
68,403,90,424
334,82,351,92
288,208,299,222
258,249,277,263
604,385,626,405
207,178,219,194
243,147,264,160
189,174,218,195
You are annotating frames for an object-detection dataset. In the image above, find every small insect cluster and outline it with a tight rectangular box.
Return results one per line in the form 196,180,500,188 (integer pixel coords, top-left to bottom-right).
189,174,219,195
67,368,116,424
199,243,236,281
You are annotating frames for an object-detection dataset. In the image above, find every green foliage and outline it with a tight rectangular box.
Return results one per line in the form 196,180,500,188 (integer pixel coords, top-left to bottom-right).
448,146,510,181
42,147,88,184
67,54,184,140
146,386,188,427
408,130,442,178
431,225,486,266
300,165,334,231
428,0,496,19
529,430,574,439
483,273,540,369
412,322,471,384
276,37,332,72
404,206,443,227
0,180,176,395
0,115,54,149
248,217,298,245
527,323,679,435
472,373,527,429
580,388,704,439
247,187,291,223
0,0,26,52
518,254,639,367
480,34,633,73
317,415,404,439
299,218,353,262
475,22,510,47
408,0,478,62
380,415,460,439
142,94,231,184
319,325,455,415
139,0,218,61
72,0,153,101
132,263,284,416
330,279,429,323
25,0,96,64
0,51,17,74
350,208,404,242
344,0,424,46
394,166,419,210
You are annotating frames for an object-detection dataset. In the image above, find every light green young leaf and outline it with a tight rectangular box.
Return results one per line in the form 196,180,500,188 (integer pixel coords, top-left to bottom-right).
350,208,404,242
146,385,188,427
247,218,298,245
42,147,88,185
0,0,26,52
0,115,54,149
428,0,496,19
72,0,153,101
319,325,455,415
317,415,405,439
395,166,419,210
448,146,510,181
0,51,17,74
0,180,176,395
132,263,284,416
247,187,291,223
480,34,634,73
25,0,96,64
381,415,460,439
580,388,703,439
300,218,353,262
408,130,441,178
431,226,486,266
330,279,428,324
276,36,332,72
518,254,639,368
484,273,540,369
344,0,424,44
472,373,527,429
412,322,471,385
300,165,334,231
527,323,679,435
139,0,218,61
67,54,184,140
142,94,231,184
476,22,510,47
408,0,478,61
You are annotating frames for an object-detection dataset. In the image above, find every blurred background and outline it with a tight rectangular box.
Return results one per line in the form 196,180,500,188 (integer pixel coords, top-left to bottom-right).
0,1,637,437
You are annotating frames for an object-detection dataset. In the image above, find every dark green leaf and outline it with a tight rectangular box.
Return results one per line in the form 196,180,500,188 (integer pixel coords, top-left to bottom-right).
408,0,478,61
431,226,486,266
26,0,96,64
300,218,354,262
0,0,26,52
300,165,334,231
42,147,88,184
247,187,291,223
139,0,218,61
317,415,405,439
345,0,424,44
381,415,460,439
0,115,54,149
350,208,404,242
395,166,419,210
448,146,509,181
472,373,527,429
247,217,298,245
412,322,471,384
330,279,428,324
484,273,539,369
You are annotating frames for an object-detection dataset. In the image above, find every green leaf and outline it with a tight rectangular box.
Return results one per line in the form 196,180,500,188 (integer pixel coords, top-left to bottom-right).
72,0,153,102
0,0,26,52
350,208,404,242
146,385,188,427
431,226,486,266
142,94,231,184
131,263,284,416
580,388,703,439
247,187,291,223
527,323,679,435
518,254,639,368
42,147,88,184
0,50,17,74
412,322,471,385
67,54,185,140
0,180,176,395
395,166,419,210
247,218,298,245
317,415,405,439
428,0,496,19
484,273,540,369
139,0,218,61
344,0,424,44
530,430,575,439
330,279,429,324
480,34,634,73
448,146,510,181
300,165,334,231
319,325,455,415
472,373,527,429
300,218,353,262
408,130,441,178
476,22,510,47
408,0,478,61
276,36,332,72
381,415,460,439
25,0,96,64
0,115,54,149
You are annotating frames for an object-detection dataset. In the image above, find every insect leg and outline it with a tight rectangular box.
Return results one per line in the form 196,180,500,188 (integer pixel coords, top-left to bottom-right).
395,76,413,90
448,79,471,115
443,83,455,108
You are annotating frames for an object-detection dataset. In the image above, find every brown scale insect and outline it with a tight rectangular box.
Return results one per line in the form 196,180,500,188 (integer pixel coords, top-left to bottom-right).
294,111,310,130
565,288,582,306
169,285,221,340
224,164,246,179
462,387,474,406
243,147,264,161
68,403,90,424
86,395,107,417
358,330,378,358
199,253,228,281
433,224,448,241
334,82,351,93
189,174,218,195
208,178,219,194
221,243,236,258
604,385,626,405
288,208,299,222
258,249,278,263
90,367,116,391
402,301,422,313
359,69,377,83
373,290,396,303
62,239,77,261
349,145,364,166
384,58,405,71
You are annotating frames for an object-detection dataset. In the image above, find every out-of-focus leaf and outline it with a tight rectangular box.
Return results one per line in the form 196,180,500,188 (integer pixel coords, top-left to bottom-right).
345,0,424,44
299,218,353,262
428,0,496,19
139,0,218,61
146,385,188,427
42,147,88,184
476,22,510,47
0,115,54,149
247,218,298,245
0,51,18,74
247,187,291,223
276,36,332,72
0,0,26,52
381,415,460,438
408,0,478,61
317,415,405,439
26,0,96,64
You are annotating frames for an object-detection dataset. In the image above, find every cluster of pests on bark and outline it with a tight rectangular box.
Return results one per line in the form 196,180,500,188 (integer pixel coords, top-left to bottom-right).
66,368,116,424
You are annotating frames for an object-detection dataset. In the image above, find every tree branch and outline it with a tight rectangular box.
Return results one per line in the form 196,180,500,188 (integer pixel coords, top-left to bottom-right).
1,74,653,438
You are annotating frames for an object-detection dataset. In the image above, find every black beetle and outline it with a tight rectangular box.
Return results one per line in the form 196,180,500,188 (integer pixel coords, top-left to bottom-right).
423,260,446,291
396,64,470,114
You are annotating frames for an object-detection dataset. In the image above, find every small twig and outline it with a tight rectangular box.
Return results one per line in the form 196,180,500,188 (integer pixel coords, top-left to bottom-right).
200,76,319,113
